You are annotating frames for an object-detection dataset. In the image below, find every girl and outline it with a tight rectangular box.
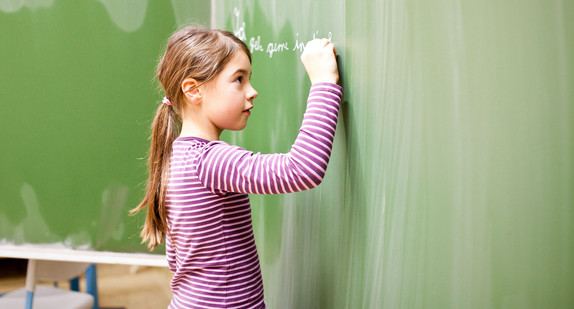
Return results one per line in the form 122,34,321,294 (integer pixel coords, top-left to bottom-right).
132,26,342,309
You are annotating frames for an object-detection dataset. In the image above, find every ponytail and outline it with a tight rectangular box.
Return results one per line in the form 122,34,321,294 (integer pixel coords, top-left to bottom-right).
131,102,180,250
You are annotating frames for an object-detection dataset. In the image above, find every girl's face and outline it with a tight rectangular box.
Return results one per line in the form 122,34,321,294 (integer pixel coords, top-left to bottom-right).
201,51,258,136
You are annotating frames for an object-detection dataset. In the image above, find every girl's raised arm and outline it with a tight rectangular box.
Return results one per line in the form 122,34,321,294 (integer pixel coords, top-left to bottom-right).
197,39,342,195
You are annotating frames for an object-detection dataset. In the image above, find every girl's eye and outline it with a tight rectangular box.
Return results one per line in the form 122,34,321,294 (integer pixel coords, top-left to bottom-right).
236,76,243,83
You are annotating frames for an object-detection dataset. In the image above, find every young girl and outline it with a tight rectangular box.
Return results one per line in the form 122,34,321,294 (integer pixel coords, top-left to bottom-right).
132,26,342,309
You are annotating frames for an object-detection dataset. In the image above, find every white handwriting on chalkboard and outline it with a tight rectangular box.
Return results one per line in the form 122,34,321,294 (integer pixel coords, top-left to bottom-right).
233,7,334,58
293,33,305,52
233,7,247,40
267,42,289,58
249,36,264,52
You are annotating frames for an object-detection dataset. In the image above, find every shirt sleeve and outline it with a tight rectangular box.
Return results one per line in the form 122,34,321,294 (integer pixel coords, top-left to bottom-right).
197,83,343,195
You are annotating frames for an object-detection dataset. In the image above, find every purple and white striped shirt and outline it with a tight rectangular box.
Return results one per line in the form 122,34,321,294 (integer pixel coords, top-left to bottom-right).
165,83,343,308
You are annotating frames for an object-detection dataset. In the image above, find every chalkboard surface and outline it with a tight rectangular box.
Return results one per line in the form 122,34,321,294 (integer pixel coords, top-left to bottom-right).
214,1,574,308
0,1,209,253
1,0,573,307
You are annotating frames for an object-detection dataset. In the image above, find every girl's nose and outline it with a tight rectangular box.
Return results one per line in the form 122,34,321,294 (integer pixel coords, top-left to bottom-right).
247,84,258,101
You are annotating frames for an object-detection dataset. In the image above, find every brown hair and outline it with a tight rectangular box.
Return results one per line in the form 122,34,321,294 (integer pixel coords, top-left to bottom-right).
131,26,251,250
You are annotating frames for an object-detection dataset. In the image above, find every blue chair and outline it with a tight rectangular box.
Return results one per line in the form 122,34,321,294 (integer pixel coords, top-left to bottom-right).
0,260,98,309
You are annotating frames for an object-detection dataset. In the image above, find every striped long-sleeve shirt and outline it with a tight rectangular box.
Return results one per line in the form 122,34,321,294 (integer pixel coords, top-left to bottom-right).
165,83,343,308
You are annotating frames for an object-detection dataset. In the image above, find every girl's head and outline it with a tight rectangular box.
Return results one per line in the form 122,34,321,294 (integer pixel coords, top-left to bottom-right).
157,26,252,115
132,26,251,250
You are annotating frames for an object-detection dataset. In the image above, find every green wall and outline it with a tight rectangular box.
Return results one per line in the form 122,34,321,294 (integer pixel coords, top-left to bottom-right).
215,0,573,308
0,1,209,253
1,0,573,308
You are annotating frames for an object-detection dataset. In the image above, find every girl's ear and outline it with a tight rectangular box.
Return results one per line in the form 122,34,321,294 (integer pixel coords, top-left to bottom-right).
181,78,202,104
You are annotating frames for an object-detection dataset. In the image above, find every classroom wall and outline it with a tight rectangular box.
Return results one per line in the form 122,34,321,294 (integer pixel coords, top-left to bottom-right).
214,0,574,308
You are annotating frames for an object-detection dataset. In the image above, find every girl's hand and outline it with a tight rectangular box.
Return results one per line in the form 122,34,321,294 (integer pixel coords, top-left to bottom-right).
301,38,339,85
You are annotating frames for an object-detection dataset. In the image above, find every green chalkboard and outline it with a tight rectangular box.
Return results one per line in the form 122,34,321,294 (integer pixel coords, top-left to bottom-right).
0,1,209,253
214,1,574,308
1,0,573,307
